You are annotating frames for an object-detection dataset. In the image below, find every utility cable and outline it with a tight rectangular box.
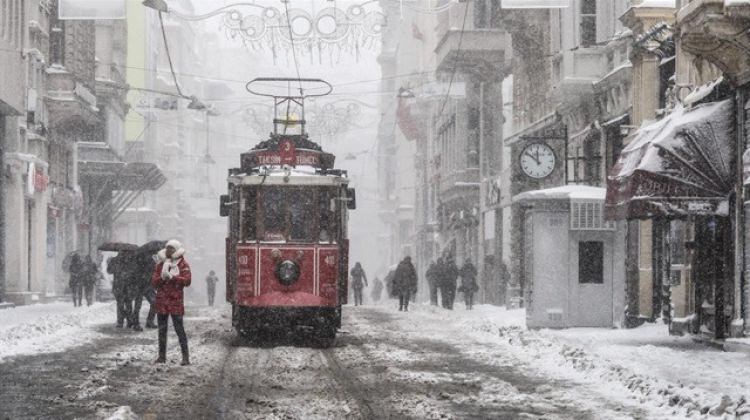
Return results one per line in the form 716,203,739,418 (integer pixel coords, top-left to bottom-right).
283,1,304,96
158,11,185,98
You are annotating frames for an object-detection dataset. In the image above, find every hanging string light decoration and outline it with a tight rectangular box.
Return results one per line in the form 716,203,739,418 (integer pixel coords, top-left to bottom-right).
198,1,386,64
240,98,374,139
305,98,375,139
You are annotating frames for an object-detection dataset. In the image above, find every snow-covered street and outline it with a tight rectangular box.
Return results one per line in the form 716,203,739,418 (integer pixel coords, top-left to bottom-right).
2,301,749,419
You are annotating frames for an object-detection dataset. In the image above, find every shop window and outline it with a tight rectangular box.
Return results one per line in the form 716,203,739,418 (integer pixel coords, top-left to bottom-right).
658,57,675,110
580,0,596,47
473,1,500,29
579,241,604,284
583,132,602,185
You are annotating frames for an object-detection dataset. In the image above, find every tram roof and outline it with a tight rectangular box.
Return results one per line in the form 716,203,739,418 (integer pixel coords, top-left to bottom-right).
228,165,349,186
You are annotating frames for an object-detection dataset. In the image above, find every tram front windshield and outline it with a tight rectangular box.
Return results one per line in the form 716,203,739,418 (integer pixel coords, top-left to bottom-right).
241,186,338,243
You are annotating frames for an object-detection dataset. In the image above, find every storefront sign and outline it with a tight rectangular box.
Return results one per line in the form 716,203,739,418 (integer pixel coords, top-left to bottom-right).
34,169,48,193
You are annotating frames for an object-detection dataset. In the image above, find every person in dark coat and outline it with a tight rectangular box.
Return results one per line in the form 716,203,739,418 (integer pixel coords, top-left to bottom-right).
68,254,84,307
129,252,158,331
205,270,218,306
458,258,479,310
426,259,440,306
370,276,383,303
441,255,459,310
350,262,368,306
152,239,192,365
384,269,396,299
81,255,98,306
393,256,418,311
108,252,134,328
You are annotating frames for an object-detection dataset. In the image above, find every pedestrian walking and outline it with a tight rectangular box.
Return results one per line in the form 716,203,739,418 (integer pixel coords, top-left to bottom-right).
442,255,458,310
152,239,192,365
129,253,158,331
426,259,440,306
370,276,383,303
385,269,396,299
82,255,98,306
68,254,84,307
393,256,417,311
108,252,134,328
458,258,479,310
350,262,368,306
206,270,218,306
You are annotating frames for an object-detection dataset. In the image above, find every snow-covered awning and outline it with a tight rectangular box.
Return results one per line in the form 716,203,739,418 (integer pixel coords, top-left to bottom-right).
605,99,735,220
514,185,606,203
78,142,166,191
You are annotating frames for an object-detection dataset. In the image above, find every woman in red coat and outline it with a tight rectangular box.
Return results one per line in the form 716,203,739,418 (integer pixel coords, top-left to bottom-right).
152,239,192,365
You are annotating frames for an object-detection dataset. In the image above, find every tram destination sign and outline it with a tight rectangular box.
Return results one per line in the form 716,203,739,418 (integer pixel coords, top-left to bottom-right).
241,140,335,171
251,151,322,167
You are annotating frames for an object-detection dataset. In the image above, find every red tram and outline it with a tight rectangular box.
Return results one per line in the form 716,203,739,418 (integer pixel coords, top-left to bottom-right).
220,78,355,341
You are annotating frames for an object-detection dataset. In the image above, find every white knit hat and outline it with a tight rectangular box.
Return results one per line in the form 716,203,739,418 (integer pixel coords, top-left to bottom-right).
166,239,182,249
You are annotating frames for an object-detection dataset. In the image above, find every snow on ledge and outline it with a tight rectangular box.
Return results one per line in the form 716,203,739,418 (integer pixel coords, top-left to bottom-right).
513,185,606,203
633,0,676,7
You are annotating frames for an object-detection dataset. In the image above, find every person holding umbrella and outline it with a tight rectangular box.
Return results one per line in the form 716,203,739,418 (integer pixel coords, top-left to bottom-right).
152,239,192,365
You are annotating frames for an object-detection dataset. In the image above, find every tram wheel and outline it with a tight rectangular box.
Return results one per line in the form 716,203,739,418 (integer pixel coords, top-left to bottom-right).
314,324,336,348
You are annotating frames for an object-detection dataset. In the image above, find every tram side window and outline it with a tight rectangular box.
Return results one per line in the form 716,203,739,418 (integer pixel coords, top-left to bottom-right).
242,187,257,241
288,189,315,242
319,188,337,243
262,189,285,241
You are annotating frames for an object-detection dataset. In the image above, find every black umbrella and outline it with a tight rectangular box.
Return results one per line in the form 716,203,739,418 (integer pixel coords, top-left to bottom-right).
136,240,167,255
98,242,138,252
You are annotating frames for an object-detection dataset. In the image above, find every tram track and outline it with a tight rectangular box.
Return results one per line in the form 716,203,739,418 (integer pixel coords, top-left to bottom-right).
320,347,386,420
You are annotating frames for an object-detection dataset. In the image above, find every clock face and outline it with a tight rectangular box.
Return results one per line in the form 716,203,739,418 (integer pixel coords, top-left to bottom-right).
520,143,555,179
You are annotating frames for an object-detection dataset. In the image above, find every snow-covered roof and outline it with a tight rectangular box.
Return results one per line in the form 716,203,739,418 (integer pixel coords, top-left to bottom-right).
513,185,606,203
633,0,676,8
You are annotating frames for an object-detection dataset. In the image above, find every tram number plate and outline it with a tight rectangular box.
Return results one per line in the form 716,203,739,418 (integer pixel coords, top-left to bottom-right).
324,255,336,266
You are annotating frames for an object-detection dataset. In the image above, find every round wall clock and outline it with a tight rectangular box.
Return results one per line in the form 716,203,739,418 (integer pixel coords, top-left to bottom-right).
520,143,555,179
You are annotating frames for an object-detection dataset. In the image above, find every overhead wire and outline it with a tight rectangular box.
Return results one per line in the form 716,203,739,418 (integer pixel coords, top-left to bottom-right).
283,1,304,95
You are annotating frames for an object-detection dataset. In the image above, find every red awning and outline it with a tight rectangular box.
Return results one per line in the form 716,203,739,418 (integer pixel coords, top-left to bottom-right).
605,99,735,220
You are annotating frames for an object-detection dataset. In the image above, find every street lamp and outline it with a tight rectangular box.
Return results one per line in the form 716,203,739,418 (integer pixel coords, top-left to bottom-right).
397,87,416,99
187,95,208,110
142,0,168,13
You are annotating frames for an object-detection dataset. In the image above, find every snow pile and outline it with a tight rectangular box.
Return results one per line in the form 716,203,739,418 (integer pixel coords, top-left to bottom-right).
102,406,139,420
451,306,750,418
0,302,115,362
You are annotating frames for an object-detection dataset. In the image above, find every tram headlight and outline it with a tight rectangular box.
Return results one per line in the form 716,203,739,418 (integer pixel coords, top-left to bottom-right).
276,260,300,286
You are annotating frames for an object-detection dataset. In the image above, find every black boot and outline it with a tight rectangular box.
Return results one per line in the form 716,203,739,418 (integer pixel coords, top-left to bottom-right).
156,328,167,363
145,322,157,329
180,349,190,366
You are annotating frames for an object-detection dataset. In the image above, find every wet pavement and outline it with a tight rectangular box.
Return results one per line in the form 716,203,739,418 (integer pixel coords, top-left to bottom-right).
0,305,650,419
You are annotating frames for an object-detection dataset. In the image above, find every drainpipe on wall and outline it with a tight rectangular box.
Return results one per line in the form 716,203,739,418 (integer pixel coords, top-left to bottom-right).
0,119,5,303
733,89,744,337
741,87,750,336
478,81,486,304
